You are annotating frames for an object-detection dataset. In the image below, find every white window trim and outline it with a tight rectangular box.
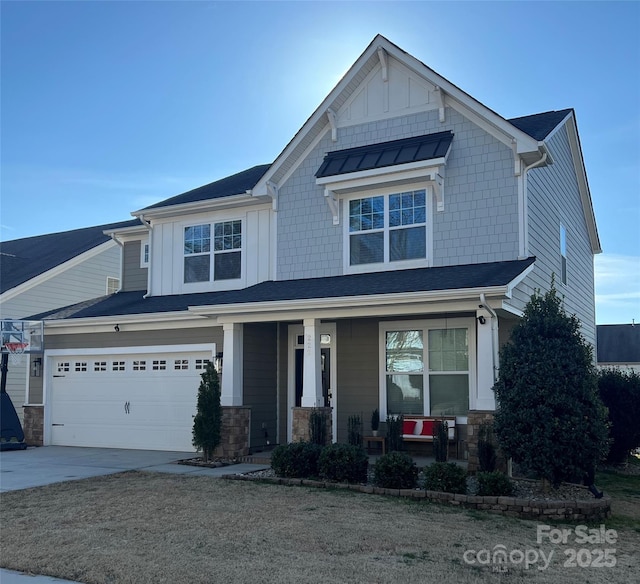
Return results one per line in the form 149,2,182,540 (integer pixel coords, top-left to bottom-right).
378,317,476,422
106,276,120,295
181,219,244,291
342,182,433,274
140,240,150,268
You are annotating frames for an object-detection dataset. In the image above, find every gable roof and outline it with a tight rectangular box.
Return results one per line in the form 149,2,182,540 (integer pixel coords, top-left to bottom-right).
597,324,640,364
508,109,573,141
0,220,139,294
34,257,535,321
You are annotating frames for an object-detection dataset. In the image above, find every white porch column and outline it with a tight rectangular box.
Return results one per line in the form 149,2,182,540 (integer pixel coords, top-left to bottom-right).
476,308,497,410
221,323,243,406
301,318,323,407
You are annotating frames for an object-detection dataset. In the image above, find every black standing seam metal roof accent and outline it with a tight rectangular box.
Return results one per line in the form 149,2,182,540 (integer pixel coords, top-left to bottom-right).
315,131,454,179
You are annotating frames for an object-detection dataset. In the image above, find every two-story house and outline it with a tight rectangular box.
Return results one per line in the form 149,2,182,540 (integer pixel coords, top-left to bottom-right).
25,35,600,458
0,220,138,441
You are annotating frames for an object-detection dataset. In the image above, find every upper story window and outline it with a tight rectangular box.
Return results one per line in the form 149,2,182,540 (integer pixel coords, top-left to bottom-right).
348,189,427,267
184,221,242,284
140,241,150,267
560,224,567,285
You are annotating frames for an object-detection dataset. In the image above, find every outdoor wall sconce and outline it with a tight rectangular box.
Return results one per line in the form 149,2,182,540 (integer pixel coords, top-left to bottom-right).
114,324,120,332
31,357,42,377
477,315,486,325
214,352,223,374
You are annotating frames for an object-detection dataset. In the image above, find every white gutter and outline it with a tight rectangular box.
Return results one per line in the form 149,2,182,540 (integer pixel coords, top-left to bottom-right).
520,150,549,257
138,215,153,299
108,234,124,293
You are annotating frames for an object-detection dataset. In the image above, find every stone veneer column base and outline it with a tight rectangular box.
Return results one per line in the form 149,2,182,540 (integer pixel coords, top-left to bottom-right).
214,406,251,458
292,407,332,444
23,405,44,446
466,411,507,474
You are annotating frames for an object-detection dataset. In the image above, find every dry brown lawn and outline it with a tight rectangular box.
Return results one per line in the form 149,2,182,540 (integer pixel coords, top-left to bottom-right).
1,471,638,584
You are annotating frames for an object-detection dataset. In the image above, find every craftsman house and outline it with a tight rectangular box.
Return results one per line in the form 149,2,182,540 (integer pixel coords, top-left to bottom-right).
25,35,600,457
0,221,137,433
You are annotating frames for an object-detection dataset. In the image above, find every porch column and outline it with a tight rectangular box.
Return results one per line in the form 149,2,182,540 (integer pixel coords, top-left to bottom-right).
221,323,243,406
301,318,323,407
476,308,497,410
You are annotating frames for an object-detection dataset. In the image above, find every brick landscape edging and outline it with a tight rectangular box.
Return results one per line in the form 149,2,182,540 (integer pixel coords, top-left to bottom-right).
223,474,611,521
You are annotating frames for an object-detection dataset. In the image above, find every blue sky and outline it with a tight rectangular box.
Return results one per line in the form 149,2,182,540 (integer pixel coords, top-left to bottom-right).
1,1,638,324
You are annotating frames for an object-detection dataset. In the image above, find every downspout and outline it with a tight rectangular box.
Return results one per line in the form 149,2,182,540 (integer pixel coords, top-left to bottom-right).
479,293,499,383
521,149,549,257
138,215,153,299
109,234,124,293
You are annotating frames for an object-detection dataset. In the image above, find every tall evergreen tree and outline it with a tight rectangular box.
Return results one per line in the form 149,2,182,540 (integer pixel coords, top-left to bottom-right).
192,361,222,462
493,286,609,486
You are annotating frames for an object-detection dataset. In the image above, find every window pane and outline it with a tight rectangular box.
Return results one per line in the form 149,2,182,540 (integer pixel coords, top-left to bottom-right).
349,196,384,233
386,330,423,372
350,232,383,265
428,329,468,372
387,374,424,415
214,221,242,251
184,255,210,283
429,375,469,415
184,224,210,254
214,251,241,280
390,226,425,261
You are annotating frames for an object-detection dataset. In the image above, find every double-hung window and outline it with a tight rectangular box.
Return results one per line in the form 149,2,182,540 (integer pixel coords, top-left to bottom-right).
349,189,427,267
382,320,472,418
184,221,242,283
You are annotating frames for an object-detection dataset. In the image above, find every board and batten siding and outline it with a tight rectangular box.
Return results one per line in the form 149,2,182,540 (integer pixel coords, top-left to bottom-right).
276,107,519,281
122,241,148,292
512,124,597,345
2,244,121,422
242,323,278,450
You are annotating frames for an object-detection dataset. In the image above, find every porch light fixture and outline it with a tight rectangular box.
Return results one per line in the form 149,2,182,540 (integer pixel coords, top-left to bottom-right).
214,352,223,375
114,324,120,332
31,357,42,378
477,316,486,325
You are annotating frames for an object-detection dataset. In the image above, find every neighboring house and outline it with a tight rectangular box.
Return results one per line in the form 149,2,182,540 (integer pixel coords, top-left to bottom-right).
597,324,640,373
26,36,600,459
0,220,139,434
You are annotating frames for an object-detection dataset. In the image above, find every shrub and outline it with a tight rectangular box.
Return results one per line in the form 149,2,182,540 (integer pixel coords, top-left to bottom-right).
373,451,418,489
423,462,467,494
270,442,322,478
598,368,640,464
191,361,221,462
348,414,363,447
309,409,329,446
476,471,514,496
477,422,497,472
319,443,368,483
386,414,404,452
371,408,380,432
493,285,609,486
433,420,449,462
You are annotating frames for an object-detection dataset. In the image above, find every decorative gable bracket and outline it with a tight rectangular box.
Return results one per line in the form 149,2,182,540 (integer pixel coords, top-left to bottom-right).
324,189,340,225
266,181,279,211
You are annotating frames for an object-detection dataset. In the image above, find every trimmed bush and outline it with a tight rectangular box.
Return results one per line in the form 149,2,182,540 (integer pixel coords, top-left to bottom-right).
477,471,514,496
477,422,497,472
319,443,368,483
270,442,322,478
373,451,418,489
433,420,449,462
347,414,363,447
423,462,467,494
191,361,221,462
309,409,328,445
386,414,404,452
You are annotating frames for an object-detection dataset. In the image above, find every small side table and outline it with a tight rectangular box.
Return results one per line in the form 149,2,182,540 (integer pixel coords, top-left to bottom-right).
364,435,385,455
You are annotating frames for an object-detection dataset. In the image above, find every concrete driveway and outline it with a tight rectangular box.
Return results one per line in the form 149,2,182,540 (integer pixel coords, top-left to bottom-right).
0,446,269,584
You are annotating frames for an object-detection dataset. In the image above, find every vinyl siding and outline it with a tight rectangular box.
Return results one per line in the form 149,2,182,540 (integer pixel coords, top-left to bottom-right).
122,241,148,292
2,245,121,422
514,125,597,345
243,323,278,449
276,108,518,280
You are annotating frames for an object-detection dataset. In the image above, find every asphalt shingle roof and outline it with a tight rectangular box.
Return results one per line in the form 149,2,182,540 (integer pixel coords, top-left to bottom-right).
34,257,535,321
508,109,573,141
315,132,454,179
597,324,640,364
141,165,271,211
0,220,140,294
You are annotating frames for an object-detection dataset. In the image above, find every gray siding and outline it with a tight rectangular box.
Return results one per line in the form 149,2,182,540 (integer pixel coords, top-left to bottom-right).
514,125,597,345
336,318,380,442
276,108,518,280
122,241,148,292
243,322,278,450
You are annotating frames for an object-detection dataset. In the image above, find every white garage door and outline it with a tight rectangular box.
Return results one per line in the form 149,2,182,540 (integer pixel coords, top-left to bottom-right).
48,346,214,451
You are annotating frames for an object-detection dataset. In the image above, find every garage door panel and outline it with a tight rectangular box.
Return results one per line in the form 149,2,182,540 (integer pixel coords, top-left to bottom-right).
50,351,210,451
